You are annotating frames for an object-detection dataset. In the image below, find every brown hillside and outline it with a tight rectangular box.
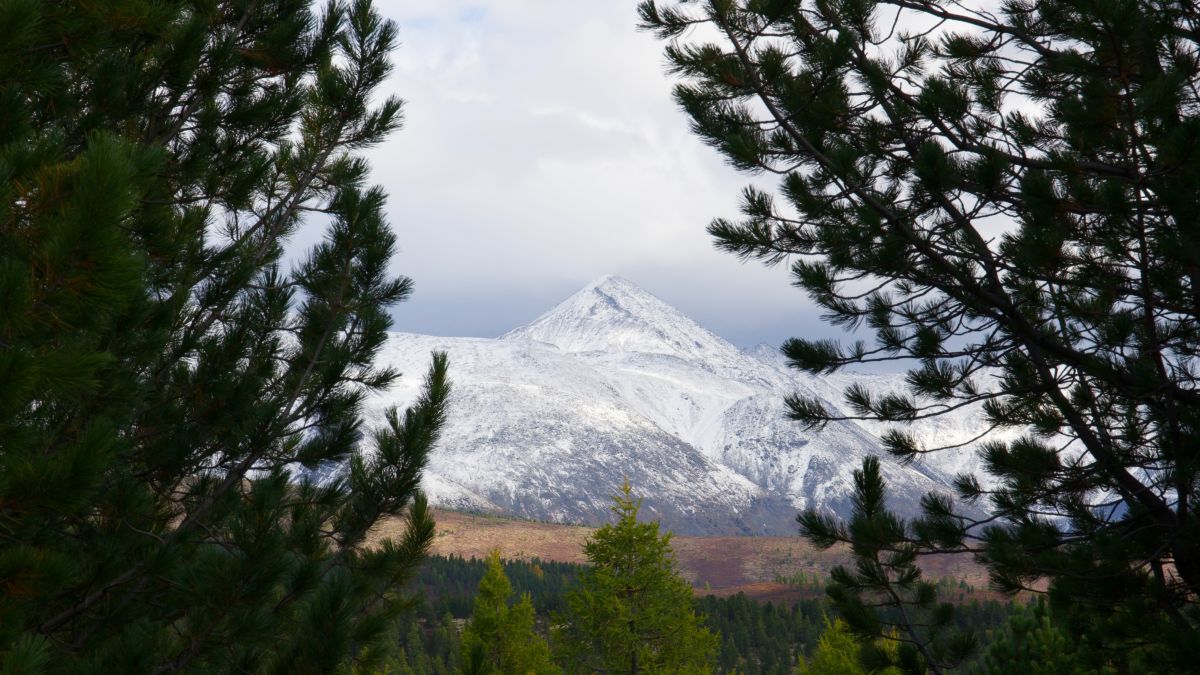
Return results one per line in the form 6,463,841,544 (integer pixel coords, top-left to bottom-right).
368,509,998,602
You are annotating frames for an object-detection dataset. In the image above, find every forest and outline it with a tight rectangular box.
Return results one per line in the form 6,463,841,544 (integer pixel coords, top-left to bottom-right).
5,0,1200,672
385,553,1018,674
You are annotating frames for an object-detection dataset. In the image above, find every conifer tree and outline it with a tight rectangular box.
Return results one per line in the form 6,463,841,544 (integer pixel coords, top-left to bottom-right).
1,0,444,671
554,482,717,674
800,458,974,675
460,550,558,675
640,0,1200,666
797,618,900,675
973,598,1107,675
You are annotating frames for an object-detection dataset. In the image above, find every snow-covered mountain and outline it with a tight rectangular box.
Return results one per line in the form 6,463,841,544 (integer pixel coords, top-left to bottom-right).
358,275,999,535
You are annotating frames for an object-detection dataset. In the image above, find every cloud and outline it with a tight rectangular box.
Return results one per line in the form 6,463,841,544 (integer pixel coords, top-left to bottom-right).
363,0,834,348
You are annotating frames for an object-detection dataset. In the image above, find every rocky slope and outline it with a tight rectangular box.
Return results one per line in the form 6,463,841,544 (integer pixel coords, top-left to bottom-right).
352,276,1001,535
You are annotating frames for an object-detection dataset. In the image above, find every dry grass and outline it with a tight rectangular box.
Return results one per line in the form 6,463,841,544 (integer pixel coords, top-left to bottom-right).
367,508,1001,603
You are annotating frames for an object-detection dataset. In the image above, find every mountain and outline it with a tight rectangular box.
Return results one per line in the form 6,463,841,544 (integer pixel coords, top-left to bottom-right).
351,276,998,535
501,275,740,364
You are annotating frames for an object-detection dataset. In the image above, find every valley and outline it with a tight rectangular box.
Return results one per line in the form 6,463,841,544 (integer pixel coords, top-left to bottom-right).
369,508,999,604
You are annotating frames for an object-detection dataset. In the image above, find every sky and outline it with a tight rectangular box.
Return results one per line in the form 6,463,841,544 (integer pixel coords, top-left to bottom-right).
365,1,836,349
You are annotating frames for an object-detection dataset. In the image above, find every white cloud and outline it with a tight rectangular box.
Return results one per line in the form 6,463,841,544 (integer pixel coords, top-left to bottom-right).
362,0,831,348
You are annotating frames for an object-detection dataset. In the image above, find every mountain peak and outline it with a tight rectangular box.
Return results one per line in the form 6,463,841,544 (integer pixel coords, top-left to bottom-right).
582,274,636,292
500,276,738,360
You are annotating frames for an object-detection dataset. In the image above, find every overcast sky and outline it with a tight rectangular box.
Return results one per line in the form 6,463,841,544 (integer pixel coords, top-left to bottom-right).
365,1,835,349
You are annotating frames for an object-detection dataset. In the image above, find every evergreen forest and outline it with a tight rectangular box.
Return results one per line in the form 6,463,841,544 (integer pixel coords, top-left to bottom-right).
383,553,1018,675
6,0,1200,672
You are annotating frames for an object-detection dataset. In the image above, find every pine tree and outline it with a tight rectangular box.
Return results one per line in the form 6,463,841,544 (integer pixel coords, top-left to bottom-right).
800,458,974,675
554,481,717,674
640,0,1200,665
973,598,1108,675
460,550,558,675
1,0,444,671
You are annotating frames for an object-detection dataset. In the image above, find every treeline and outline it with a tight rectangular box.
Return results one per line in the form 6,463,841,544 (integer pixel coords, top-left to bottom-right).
387,554,1018,674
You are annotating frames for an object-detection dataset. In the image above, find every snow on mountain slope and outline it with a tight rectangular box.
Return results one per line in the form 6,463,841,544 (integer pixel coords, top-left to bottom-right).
500,276,780,384
742,344,1019,485
499,275,727,356
368,333,788,534
359,276,996,535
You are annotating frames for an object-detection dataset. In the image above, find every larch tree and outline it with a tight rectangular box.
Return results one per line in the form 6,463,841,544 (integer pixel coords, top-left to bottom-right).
797,617,900,675
459,550,558,675
554,482,717,674
0,0,445,671
640,0,1200,670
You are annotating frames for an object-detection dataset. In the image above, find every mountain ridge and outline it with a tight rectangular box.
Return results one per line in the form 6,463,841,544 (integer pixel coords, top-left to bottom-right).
350,276,998,535
500,275,743,363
